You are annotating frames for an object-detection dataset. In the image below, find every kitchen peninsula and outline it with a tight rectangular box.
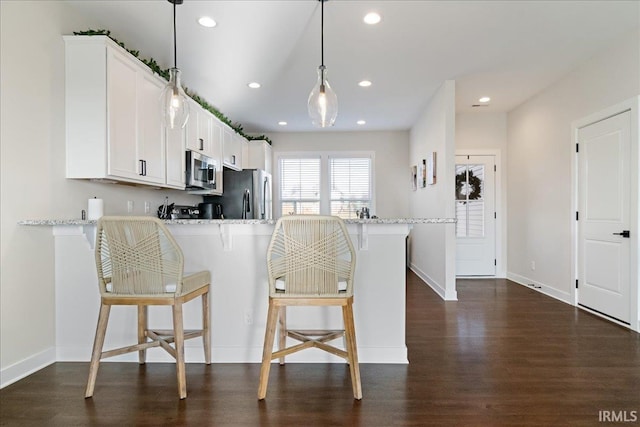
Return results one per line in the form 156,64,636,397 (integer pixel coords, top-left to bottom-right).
21,218,454,364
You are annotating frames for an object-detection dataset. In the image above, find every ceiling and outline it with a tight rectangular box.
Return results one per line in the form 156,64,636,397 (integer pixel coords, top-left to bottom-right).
64,0,639,134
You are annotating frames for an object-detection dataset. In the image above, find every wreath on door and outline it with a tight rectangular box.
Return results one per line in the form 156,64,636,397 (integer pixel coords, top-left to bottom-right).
455,170,482,200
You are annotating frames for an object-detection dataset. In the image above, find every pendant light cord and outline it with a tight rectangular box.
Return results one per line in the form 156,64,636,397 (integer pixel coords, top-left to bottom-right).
173,0,177,68
320,0,324,67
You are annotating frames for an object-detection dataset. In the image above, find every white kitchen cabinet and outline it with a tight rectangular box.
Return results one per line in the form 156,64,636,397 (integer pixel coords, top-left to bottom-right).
241,137,249,169
209,117,224,194
186,99,212,156
136,72,167,184
65,36,167,186
166,125,186,189
104,47,138,180
245,140,272,173
222,125,243,170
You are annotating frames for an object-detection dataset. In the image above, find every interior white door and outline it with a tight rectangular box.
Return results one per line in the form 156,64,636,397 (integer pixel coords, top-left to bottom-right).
577,110,631,324
455,155,496,276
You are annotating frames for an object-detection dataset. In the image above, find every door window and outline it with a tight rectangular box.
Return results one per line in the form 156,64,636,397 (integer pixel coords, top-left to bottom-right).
455,163,485,238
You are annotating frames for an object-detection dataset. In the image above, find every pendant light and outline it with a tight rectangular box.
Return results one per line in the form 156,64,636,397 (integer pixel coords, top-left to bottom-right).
161,0,189,129
308,0,337,128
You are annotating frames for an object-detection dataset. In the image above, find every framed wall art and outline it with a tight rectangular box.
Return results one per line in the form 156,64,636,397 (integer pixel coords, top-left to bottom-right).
427,152,437,185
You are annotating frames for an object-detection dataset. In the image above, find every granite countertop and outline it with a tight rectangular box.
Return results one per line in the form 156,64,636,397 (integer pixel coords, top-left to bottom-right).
19,217,455,226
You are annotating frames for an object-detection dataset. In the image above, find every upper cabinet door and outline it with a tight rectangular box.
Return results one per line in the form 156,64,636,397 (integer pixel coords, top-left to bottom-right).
166,124,186,189
246,140,272,173
185,98,201,153
185,100,219,158
222,126,243,170
106,48,139,180
137,73,166,184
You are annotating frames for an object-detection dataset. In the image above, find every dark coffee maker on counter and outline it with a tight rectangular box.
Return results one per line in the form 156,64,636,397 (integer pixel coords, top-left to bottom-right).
198,202,223,219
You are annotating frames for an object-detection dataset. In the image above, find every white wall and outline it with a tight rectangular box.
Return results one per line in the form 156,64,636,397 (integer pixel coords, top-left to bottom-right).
408,81,457,300
266,131,411,219
506,29,640,303
455,112,508,277
456,113,507,152
0,1,200,387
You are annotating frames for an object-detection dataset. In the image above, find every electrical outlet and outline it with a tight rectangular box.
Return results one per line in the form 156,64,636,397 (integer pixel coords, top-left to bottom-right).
144,201,150,214
530,261,536,271
127,200,134,213
243,310,253,325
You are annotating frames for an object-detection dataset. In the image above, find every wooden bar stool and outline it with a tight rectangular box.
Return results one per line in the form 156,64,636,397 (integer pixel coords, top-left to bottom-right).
85,216,211,400
258,215,362,400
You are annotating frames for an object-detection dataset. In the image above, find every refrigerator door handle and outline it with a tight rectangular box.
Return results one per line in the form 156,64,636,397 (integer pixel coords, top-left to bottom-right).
262,177,268,219
242,189,251,219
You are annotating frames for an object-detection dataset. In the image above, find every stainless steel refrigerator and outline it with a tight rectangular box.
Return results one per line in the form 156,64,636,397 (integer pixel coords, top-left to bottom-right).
206,169,272,219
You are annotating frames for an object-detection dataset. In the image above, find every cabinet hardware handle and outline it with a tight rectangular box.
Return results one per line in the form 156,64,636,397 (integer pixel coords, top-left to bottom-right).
612,230,630,238
231,155,236,165
139,159,145,176
199,138,204,151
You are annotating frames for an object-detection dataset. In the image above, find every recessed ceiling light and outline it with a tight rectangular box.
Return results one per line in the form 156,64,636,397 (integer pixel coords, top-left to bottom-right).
248,82,261,89
363,12,381,25
197,16,217,28
278,121,287,126
358,80,372,87
357,120,366,125
478,96,491,103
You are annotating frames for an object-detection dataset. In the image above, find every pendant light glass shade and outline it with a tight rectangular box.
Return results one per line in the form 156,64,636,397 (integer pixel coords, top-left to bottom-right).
308,65,338,127
162,68,189,129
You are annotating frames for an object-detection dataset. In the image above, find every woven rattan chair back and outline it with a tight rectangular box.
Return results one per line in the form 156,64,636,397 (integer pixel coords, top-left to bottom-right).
267,215,355,298
95,216,184,296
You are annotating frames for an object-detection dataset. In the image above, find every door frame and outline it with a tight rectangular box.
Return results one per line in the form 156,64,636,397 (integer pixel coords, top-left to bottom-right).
454,149,505,278
571,97,639,332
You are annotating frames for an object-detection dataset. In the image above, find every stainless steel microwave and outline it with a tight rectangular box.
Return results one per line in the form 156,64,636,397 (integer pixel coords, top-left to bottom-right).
186,150,217,191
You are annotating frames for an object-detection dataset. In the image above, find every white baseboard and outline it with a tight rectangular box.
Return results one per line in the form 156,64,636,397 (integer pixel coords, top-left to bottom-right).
409,264,458,301
506,272,573,305
1,347,56,389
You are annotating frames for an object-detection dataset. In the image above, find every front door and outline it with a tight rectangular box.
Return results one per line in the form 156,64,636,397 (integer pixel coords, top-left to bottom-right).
577,110,631,324
455,155,496,276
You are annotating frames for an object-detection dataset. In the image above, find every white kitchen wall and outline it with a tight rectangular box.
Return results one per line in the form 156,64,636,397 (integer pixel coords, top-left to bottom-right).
507,29,639,303
266,131,411,219
455,112,508,277
0,1,200,387
408,81,457,300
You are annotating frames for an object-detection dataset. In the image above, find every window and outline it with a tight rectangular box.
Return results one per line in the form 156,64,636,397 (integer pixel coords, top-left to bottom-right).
330,157,372,218
278,153,373,219
279,157,321,215
455,163,485,237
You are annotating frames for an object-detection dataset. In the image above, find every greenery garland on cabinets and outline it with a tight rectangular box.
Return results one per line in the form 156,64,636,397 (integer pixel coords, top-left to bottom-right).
73,29,272,145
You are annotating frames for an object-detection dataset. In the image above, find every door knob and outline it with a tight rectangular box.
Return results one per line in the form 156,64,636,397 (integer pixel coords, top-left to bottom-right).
612,230,630,238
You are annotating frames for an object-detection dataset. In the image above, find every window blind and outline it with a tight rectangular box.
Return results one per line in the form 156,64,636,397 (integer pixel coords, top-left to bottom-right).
330,157,372,218
279,157,321,215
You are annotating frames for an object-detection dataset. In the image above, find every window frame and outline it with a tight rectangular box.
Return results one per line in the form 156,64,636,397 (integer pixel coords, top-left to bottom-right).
275,151,375,218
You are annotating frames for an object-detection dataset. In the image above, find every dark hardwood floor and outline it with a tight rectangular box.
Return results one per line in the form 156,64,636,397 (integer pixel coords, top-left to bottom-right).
2,271,639,426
